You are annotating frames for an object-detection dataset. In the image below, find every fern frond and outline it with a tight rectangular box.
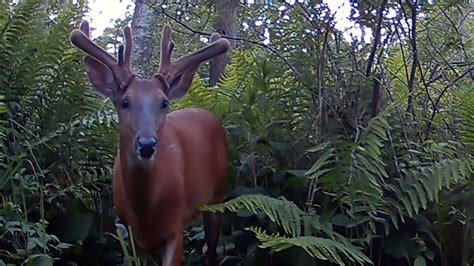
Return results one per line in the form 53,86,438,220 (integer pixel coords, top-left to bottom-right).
201,194,305,236
386,158,473,227
0,95,6,162
456,88,474,152
247,227,372,265
305,145,335,180
334,107,394,221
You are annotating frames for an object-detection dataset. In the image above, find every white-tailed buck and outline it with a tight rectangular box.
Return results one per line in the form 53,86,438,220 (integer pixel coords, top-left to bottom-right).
69,20,230,266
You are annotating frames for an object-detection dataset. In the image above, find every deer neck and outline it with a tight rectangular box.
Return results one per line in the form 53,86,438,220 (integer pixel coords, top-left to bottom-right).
118,138,162,218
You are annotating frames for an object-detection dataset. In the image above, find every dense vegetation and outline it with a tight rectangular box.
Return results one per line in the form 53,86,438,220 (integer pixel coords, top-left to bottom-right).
0,0,473,265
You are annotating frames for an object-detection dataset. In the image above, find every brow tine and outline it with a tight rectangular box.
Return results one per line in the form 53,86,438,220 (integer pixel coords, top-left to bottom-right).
122,26,132,69
160,25,173,66
80,20,90,38
70,29,117,67
209,32,221,43
118,45,125,65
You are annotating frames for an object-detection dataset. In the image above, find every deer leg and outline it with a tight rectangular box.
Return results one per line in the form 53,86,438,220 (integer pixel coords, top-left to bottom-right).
203,212,222,266
161,233,184,266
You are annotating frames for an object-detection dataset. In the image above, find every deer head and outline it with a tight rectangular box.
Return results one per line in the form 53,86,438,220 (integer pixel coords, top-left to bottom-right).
70,21,230,162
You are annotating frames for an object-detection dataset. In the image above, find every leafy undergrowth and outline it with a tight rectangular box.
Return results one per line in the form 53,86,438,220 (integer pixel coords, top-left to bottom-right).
1,0,474,266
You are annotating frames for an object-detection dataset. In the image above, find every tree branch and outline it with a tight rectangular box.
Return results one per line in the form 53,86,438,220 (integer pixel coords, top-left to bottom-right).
404,0,418,116
366,0,388,77
149,2,303,81
430,67,474,121
367,0,388,117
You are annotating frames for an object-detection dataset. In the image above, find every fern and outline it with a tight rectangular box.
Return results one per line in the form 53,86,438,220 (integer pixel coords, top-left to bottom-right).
0,95,6,163
305,142,335,180
247,227,372,265
176,49,311,135
389,158,473,220
0,0,115,186
308,104,474,238
325,107,394,224
386,48,409,109
456,88,474,152
202,194,372,264
201,194,304,236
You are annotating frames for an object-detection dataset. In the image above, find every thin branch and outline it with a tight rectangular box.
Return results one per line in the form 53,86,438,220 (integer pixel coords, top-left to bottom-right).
424,33,458,74
149,2,303,81
366,0,389,117
316,25,331,134
417,61,436,111
429,67,474,123
418,59,447,138
393,18,411,91
404,0,419,116
366,0,388,77
295,2,323,34
437,5,471,67
379,68,414,157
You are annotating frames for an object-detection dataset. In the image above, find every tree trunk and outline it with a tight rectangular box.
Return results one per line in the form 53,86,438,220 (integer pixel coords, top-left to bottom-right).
366,0,387,118
405,0,418,116
209,0,239,86
131,0,159,78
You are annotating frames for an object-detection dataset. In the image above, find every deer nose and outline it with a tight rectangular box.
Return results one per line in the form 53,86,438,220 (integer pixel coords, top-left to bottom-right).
136,137,157,159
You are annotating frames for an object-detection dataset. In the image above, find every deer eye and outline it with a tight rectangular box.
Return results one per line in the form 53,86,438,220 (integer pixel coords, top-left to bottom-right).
161,99,169,110
121,98,130,109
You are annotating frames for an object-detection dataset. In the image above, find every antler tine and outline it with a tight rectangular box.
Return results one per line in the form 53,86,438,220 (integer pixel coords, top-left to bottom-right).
70,29,117,68
209,32,221,43
174,38,230,69
159,25,174,71
118,26,133,69
156,25,230,78
80,20,90,38
71,20,136,90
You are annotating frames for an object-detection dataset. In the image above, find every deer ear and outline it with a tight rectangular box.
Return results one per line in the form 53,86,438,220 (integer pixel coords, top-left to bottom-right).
165,65,199,101
84,55,117,98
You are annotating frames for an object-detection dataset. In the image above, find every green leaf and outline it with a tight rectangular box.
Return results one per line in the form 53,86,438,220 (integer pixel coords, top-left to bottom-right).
247,227,372,265
414,256,426,266
201,194,304,236
307,142,330,153
24,254,54,266
305,148,334,177
331,214,353,227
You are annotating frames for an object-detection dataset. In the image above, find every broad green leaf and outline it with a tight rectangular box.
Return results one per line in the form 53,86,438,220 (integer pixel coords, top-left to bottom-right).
414,256,426,266
24,254,53,266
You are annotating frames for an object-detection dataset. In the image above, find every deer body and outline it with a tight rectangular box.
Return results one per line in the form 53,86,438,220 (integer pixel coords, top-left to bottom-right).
113,107,229,251
69,21,231,265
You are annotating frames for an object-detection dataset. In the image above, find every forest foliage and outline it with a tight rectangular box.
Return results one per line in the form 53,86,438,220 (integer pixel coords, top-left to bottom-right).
0,0,473,265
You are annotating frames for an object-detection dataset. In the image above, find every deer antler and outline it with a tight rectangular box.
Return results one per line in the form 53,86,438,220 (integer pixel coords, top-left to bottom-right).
157,25,230,83
70,20,134,90
118,26,133,70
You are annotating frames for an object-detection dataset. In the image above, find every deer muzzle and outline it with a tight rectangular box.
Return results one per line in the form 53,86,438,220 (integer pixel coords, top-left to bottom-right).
136,136,157,160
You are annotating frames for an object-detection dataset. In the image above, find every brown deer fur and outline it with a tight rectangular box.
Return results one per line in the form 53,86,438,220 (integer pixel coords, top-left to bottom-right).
69,20,230,266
